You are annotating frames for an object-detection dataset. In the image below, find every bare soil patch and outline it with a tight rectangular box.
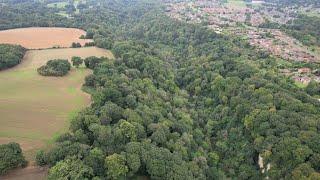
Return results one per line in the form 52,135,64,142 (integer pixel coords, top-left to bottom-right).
0,27,93,49
0,166,48,180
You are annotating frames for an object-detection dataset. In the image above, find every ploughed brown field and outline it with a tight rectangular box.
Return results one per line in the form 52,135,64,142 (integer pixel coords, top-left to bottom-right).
0,27,93,49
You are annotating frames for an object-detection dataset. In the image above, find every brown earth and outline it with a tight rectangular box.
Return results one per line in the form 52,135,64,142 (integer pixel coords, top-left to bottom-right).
0,27,93,49
0,166,48,180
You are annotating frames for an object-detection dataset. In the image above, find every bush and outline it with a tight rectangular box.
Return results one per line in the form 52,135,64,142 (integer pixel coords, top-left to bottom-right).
0,142,27,175
48,157,93,180
71,56,83,68
84,74,96,87
37,59,71,76
0,44,26,70
85,29,95,39
35,150,47,166
95,37,113,49
84,56,104,69
71,42,81,48
306,80,320,96
84,42,95,47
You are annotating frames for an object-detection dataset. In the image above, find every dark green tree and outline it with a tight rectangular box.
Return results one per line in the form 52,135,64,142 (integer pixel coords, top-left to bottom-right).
0,142,27,175
71,56,83,68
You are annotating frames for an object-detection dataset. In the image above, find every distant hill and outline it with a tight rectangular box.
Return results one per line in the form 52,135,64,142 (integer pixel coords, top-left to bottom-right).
264,0,320,6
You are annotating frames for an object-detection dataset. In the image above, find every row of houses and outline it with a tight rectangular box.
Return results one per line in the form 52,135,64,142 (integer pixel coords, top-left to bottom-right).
246,28,318,63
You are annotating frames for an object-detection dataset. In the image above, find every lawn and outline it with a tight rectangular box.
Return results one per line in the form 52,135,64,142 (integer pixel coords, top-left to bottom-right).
47,2,68,8
295,81,308,88
0,47,113,161
226,0,247,8
300,10,320,18
56,11,70,18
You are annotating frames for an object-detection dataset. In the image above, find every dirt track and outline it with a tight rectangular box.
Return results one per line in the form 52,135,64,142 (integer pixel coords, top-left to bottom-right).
0,166,48,180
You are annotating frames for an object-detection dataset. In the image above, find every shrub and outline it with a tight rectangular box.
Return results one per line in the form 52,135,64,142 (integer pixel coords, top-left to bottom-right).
71,42,81,48
37,59,71,76
84,56,104,69
84,42,95,47
71,56,83,68
48,157,93,180
0,142,27,175
35,150,47,166
85,29,95,39
306,80,320,96
84,74,96,87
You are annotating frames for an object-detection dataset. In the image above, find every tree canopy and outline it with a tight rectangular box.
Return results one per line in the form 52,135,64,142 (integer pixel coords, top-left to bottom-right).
0,44,26,70
37,59,71,76
0,142,27,175
2,0,320,179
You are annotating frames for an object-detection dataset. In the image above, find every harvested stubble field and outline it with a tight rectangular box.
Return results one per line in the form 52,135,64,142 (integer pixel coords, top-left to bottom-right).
0,47,113,162
0,27,93,49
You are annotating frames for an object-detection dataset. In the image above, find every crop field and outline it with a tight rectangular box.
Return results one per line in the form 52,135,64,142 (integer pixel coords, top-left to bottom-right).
0,27,93,49
0,47,113,162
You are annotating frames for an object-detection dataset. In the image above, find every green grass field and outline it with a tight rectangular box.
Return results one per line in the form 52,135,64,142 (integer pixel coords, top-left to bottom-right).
47,2,68,8
295,81,308,88
226,0,247,8
300,10,320,18
56,11,70,18
0,47,113,161
48,0,87,15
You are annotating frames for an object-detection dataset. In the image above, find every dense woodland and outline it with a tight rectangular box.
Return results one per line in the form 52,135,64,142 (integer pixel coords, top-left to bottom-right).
0,0,320,179
0,44,26,70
